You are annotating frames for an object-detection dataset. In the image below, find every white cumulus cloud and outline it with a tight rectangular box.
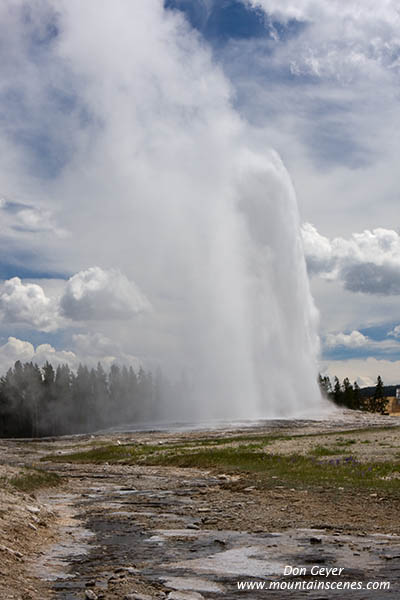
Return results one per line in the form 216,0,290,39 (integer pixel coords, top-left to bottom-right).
302,224,400,295
0,336,77,374
0,277,61,332
249,0,400,81
388,325,400,338
325,330,368,348
322,356,400,387
0,334,142,375
60,267,150,322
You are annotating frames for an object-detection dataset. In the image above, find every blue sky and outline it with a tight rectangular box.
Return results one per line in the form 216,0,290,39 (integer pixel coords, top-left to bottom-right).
1,0,400,388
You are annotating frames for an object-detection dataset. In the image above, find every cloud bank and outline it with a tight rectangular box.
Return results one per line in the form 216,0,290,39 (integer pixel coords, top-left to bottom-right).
302,224,400,295
0,267,149,333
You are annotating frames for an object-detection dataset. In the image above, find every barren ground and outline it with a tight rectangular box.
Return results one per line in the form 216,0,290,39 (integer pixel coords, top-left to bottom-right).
1,410,400,599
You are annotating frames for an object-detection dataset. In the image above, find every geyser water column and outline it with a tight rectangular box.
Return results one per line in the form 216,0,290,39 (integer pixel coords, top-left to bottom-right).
13,1,323,422
235,149,322,418
170,146,322,422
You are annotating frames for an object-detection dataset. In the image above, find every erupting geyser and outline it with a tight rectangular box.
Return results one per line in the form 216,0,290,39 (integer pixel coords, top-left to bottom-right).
0,0,323,423
160,148,322,421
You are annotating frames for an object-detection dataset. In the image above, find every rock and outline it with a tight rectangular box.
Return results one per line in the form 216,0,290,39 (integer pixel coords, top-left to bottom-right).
310,537,322,544
187,523,200,530
85,591,98,600
26,505,40,514
0,544,23,558
28,523,37,531
202,517,217,524
124,594,152,600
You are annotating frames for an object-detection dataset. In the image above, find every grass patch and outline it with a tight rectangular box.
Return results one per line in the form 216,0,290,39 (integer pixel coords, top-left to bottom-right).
41,433,293,464
42,443,151,464
305,426,400,438
193,433,293,446
309,445,343,457
335,438,356,446
142,447,400,493
40,425,400,496
9,468,61,493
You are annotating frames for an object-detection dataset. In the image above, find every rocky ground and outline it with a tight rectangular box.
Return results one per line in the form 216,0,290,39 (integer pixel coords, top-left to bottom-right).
1,411,400,599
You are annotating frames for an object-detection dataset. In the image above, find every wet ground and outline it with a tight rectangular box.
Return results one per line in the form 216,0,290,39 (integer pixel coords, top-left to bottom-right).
2,413,400,599
31,415,400,599
37,468,400,599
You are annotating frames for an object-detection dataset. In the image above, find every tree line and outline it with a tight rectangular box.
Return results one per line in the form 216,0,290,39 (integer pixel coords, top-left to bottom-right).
0,360,185,438
0,359,392,439
318,373,389,414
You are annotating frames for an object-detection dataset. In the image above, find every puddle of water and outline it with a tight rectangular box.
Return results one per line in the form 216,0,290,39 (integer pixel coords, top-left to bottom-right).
168,545,283,577
150,529,212,540
32,493,95,582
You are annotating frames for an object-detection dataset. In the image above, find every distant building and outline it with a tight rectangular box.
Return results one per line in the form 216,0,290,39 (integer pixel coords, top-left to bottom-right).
386,388,400,415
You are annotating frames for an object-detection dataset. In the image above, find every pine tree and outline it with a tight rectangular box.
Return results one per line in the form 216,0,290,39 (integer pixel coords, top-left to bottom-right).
372,375,388,414
342,377,354,409
333,376,342,405
318,374,333,399
353,381,361,410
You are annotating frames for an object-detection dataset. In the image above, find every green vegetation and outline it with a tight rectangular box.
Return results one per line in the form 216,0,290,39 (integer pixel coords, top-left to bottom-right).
42,431,400,494
335,438,356,446
42,432,294,464
43,443,152,464
142,448,400,493
308,445,343,457
8,468,61,493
